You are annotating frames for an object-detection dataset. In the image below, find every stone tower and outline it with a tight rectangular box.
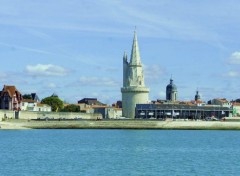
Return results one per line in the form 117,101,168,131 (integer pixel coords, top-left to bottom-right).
166,78,177,101
121,31,150,118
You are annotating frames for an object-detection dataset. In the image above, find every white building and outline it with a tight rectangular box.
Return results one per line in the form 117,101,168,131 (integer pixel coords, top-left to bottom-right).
21,99,51,112
121,31,150,118
210,98,232,108
94,107,122,119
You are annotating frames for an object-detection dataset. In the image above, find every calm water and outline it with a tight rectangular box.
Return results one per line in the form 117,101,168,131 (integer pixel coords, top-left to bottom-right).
0,130,240,176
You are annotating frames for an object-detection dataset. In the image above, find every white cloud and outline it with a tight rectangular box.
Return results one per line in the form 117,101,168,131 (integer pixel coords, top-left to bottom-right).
79,76,119,87
26,64,68,76
144,64,165,82
228,52,240,64
0,72,7,79
226,71,240,77
47,83,57,88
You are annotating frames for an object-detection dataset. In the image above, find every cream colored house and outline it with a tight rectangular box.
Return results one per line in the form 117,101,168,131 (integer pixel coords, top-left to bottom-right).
21,99,51,112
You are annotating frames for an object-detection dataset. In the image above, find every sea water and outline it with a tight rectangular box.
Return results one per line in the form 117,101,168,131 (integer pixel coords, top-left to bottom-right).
0,130,240,176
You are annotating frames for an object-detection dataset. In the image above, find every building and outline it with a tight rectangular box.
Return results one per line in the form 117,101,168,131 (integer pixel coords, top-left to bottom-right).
166,78,177,102
209,98,232,108
135,103,232,120
94,107,122,119
0,85,23,110
21,99,51,112
112,101,122,108
232,102,240,117
78,98,106,106
121,31,150,118
36,103,52,112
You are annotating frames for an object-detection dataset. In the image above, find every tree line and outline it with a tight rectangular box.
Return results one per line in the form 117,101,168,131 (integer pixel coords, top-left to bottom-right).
23,94,80,112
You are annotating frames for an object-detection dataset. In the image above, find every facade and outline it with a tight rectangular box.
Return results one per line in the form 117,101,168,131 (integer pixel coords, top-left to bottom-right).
232,102,240,117
77,103,107,114
121,31,149,118
94,107,122,119
21,99,51,112
36,103,52,112
135,103,232,120
209,98,232,108
0,85,23,110
21,99,36,111
166,78,177,101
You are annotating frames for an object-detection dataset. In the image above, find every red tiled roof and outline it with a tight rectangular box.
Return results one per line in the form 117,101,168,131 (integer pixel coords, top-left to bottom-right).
1,85,22,99
2,85,16,97
214,98,229,103
37,103,51,107
232,102,240,106
22,99,36,103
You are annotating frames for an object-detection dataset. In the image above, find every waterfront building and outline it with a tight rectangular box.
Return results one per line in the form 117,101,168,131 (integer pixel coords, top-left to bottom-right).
94,107,122,119
21,99,51,112
77,98,107,114
232,102,240,117
0,85,22,110
135,103,232,120
166,78,177,102
209,98,232,108
121,31,150,118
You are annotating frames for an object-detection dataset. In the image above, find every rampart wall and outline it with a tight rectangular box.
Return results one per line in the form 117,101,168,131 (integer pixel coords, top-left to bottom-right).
0,110,102,120
0,110,16,121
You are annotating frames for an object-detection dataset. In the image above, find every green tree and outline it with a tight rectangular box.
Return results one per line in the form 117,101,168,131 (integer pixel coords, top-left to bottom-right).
61,104,80,112
41,95,64,112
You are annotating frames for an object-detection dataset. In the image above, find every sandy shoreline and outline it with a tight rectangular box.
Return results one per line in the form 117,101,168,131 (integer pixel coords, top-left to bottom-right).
1,119,240,130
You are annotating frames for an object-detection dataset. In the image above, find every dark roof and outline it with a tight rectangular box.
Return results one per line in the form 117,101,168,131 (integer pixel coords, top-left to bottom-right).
78,98,106,106
31,93,40,102
166,79,177,91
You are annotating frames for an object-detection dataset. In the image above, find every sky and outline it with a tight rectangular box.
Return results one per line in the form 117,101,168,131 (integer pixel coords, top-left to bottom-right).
1,0,240,104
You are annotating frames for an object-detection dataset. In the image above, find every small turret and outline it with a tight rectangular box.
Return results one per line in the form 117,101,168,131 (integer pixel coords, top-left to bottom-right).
166,78,178,101
123,52,128,87
195,90,201,101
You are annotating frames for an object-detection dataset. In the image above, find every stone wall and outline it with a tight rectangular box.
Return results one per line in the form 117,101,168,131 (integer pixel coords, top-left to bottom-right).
0,110,102,120
0,110,16,121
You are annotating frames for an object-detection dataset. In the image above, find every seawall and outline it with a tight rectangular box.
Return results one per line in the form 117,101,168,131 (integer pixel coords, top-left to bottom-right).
1,119,240,130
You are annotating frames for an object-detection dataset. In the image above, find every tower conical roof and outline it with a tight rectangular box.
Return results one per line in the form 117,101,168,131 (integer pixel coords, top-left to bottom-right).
130,31,141,66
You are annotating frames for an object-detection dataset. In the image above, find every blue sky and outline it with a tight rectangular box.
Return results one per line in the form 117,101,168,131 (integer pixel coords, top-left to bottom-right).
1,0,240,104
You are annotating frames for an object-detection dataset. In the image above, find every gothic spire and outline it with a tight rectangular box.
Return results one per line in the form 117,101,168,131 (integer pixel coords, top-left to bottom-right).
123,51,128,62
130,31,141,66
